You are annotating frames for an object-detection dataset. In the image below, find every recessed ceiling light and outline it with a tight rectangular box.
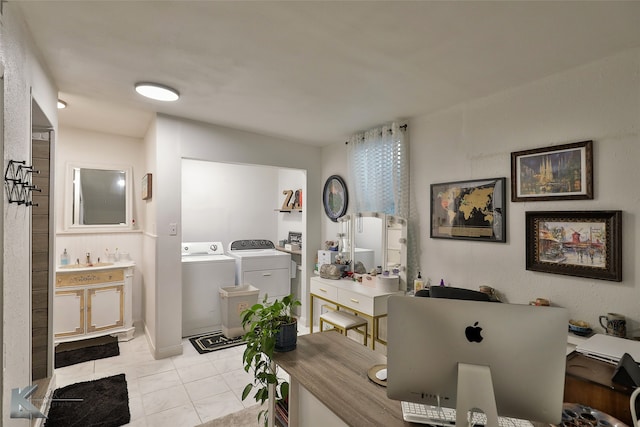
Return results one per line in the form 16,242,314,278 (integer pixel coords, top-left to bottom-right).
134,82,180,102
57,99,67,109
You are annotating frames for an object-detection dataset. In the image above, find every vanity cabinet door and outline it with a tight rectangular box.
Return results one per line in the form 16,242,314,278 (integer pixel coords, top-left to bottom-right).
54,289,85,338
87,284,124,333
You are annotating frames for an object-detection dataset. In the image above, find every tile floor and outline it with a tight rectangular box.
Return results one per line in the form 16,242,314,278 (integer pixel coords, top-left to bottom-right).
53,326,307,427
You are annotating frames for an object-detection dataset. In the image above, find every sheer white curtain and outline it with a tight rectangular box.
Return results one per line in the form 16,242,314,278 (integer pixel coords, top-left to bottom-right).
348,122,408,216
348,122,418,288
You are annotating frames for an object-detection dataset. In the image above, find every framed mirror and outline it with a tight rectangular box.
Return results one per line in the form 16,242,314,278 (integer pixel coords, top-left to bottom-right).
353,212,384,272
64,163,133,231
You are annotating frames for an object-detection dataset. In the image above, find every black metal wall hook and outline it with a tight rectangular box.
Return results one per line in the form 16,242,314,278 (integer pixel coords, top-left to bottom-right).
4,160,40,206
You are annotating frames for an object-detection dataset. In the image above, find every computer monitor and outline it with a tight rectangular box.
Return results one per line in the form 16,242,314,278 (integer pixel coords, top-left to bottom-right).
386,296,568,425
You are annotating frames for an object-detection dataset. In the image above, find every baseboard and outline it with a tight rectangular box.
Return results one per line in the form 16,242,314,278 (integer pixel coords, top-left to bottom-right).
143,323,183,359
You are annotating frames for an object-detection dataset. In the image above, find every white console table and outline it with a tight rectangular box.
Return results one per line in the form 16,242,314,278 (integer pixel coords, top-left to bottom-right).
310,276,404,350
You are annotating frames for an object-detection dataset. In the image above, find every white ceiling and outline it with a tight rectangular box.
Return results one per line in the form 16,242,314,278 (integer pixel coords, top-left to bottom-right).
16,1,640,146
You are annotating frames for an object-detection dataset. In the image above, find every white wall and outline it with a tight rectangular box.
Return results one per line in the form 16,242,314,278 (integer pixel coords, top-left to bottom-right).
1,4,58,425
146,115,321,358
55,126,145,324
321,48,640,339
181,159,279,245
411,48,639,337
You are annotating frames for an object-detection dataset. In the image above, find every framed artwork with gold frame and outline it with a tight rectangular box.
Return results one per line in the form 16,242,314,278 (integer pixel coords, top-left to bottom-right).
142,173,152,200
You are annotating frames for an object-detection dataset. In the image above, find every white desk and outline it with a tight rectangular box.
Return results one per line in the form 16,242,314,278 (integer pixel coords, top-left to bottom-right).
310,276,404,350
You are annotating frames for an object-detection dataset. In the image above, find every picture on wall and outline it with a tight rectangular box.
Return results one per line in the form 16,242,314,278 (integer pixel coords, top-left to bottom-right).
511,140,593,202
430,177,506,243
525,210,622,282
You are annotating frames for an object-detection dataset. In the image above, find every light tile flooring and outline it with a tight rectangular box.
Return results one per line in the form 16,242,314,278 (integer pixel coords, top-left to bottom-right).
53,327,307,427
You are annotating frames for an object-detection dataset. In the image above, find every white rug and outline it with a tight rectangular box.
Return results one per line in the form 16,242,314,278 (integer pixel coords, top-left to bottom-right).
197,405,264,427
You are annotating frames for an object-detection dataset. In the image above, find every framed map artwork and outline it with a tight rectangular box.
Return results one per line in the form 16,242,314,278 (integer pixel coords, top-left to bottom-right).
430,177,506,242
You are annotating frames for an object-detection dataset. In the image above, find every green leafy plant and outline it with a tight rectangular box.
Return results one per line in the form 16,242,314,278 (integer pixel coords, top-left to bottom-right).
241,294,301,424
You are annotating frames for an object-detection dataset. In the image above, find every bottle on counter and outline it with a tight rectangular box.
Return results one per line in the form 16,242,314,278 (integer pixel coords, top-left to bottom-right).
60,249,69,266
414,271,424,292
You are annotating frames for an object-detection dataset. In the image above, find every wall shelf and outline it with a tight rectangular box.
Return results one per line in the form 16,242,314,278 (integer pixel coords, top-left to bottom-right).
275,209,302,213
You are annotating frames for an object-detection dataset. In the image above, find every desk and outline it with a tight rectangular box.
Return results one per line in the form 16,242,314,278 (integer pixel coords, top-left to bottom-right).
564,352,635,426
273,330,410,427
309,276,404,349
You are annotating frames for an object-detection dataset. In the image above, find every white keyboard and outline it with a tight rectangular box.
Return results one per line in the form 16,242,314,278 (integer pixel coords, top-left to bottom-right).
401,401,534,427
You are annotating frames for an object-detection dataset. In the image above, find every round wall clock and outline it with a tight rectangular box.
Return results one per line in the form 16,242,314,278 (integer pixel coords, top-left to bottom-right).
323,175,348,222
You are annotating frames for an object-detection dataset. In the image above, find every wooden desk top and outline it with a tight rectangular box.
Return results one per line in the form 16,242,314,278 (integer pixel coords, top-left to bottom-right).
273,330,410,427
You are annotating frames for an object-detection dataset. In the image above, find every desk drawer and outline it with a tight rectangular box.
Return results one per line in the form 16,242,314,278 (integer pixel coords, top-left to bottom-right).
310,280,338,301
338,289,373,314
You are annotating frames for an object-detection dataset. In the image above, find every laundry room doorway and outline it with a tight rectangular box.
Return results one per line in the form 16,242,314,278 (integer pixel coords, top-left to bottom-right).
181,159,306,315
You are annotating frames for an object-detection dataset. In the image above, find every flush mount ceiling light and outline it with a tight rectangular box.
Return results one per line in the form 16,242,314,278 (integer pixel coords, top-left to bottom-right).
134,82,180,102
57,99,67,109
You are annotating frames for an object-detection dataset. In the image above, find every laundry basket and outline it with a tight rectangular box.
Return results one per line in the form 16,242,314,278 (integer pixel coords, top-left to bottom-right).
219,285,259,338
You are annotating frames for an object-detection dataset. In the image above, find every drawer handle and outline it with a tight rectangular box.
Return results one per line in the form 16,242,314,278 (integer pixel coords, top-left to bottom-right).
319,288,328,293
262,273,272,277
350,298,360,304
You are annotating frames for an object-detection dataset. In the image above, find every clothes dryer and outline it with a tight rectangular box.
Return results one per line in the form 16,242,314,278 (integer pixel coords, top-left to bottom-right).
228,239,291,302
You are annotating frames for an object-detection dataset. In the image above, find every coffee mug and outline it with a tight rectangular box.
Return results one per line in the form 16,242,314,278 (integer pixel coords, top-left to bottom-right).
599,313,626,338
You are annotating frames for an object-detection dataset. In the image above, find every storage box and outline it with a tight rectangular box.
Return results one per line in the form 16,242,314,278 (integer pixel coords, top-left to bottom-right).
219,285,259,338
285,243,301,251
318,250,339,266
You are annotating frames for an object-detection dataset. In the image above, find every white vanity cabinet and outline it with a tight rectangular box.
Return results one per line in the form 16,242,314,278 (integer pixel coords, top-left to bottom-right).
54,263,135,342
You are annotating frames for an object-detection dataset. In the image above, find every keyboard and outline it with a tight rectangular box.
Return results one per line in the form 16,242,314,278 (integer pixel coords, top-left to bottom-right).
401,401,534,427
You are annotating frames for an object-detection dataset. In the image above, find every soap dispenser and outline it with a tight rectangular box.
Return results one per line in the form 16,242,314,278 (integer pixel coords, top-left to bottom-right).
60,249,70,266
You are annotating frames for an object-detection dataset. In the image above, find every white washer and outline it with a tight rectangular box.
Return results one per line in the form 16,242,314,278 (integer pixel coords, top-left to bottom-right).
228,239,291,302
181,241,236,337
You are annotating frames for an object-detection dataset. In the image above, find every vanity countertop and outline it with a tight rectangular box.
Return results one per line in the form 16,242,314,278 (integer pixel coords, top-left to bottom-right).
56,260,135,273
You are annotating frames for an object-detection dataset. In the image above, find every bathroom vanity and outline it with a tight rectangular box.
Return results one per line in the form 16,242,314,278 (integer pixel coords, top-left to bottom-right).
54,261,135,343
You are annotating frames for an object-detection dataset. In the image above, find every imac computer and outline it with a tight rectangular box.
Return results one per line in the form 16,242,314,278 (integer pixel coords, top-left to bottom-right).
386,295,569,426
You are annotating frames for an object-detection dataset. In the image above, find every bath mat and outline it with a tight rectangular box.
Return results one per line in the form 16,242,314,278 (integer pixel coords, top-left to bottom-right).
44,373,130,427
189,331,245,354
55,335,119,368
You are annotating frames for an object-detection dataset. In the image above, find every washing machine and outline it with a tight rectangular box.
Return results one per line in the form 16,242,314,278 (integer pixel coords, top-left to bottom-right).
181,241,236,337
228,239,291,302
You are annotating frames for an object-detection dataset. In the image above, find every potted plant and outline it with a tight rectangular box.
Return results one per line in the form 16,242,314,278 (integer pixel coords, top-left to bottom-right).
241,294,301,425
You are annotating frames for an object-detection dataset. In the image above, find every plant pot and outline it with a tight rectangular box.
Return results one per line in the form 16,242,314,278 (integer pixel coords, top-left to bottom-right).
275,319,297,352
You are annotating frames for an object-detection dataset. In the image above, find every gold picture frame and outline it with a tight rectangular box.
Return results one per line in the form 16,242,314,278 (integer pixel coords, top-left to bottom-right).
142,173,152,200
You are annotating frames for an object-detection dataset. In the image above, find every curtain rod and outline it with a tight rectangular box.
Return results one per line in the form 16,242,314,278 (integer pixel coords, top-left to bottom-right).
344,123,407,145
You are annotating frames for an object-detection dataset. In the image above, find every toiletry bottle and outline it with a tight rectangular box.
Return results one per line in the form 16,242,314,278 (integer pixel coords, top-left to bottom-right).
440,278,445,287
60,249,69,266
414,272,424,292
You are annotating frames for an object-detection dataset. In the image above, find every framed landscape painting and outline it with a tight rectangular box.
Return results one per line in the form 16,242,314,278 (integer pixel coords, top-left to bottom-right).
525,210,622,281
430,177,506,243
511,140,593,202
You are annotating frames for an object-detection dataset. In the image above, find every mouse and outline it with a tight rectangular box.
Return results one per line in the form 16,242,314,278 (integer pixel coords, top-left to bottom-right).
375,368,387,381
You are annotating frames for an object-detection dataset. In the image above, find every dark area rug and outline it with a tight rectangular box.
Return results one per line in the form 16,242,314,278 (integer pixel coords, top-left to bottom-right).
44,373,130,427
189,331,245,354
55,335,119,369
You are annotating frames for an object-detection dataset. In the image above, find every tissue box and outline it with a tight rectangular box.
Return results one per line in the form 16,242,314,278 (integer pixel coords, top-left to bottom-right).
318,250,339,265
285,243,301,251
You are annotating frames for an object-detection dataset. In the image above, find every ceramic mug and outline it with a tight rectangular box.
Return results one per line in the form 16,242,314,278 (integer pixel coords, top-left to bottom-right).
599,313,626,338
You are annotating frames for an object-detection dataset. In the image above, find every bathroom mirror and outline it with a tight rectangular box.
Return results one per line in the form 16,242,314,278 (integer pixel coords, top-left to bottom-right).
64,163,133,231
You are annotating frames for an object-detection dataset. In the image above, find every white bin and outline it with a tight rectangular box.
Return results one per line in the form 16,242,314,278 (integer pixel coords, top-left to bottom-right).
219,285,259,338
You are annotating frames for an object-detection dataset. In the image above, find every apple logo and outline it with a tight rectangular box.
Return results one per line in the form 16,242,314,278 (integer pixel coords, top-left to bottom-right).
465,321,483,343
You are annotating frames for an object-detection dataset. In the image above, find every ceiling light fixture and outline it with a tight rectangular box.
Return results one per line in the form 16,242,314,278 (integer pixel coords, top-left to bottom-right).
57,99,67,109
134,82,180,102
